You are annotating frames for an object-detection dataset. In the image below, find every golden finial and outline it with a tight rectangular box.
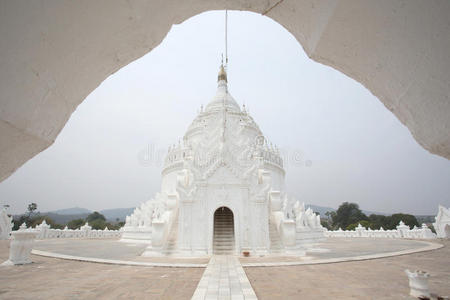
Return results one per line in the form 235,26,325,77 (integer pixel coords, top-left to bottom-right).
218,64,227,82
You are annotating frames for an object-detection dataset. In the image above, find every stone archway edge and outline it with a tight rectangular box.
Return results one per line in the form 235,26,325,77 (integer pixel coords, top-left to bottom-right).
30,240,443,268
1,1,450,182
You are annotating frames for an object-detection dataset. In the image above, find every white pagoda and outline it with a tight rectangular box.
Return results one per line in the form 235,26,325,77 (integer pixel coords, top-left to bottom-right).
122,66,325,256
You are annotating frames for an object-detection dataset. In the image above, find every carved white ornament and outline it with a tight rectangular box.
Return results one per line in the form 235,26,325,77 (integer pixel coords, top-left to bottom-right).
0,207,13,240
433,205,450,238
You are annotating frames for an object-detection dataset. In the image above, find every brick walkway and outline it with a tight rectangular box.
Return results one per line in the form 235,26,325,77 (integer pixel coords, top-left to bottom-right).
192,256,257,300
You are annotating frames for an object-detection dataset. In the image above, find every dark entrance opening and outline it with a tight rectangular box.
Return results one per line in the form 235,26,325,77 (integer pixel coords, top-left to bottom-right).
213,207,235,255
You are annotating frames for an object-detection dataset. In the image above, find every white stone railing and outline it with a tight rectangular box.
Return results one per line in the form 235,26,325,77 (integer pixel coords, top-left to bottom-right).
324,222,436,239
33,220,122,239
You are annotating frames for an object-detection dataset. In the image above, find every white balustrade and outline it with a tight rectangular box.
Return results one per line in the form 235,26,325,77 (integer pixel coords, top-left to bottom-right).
31,221,122,240
324,221,436,239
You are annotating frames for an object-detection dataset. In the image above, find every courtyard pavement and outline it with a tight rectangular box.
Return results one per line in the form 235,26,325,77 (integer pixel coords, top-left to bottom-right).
0,239,449,299
245,239,450,299
0,240,203,299
192,256,257,300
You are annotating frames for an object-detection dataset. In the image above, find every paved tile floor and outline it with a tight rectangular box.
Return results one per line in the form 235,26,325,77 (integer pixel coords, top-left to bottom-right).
1,239,449,299
33,239,209,264
192,256,257,300
244,239,450,300
0,240,203,300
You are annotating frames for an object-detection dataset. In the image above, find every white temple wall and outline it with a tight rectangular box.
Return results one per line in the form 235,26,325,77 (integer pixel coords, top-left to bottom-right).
249,197,270,254
207,185,245,254
161,170,180,193
177,201,193,253
206,192,243,255
265,165,285,192
177,184,248,255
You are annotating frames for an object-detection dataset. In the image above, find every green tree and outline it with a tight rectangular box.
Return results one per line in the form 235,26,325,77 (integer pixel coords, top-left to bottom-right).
27,203,37,218
86,211,106,223
325,211,337,229
388,213,419,230
320,219,332,230
324,211,335,220
90,219,107,230
67,218,86,229
29,216,63,229
368,214,389,229
24,202,38,226
332,202,368,229
12,215,28,230
13,203,39,229
428,224,436,234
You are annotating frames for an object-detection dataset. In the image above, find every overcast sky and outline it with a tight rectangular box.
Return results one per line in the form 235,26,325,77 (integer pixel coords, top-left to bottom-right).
1,11,449,215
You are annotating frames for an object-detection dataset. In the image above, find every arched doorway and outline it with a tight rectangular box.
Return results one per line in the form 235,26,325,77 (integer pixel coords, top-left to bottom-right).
213,206,235,255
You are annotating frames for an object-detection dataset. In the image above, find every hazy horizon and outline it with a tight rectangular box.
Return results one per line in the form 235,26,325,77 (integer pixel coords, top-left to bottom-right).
1,11,449,216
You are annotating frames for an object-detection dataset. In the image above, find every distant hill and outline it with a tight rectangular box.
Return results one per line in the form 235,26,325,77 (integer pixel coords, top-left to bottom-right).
306,204,336,217
46,207,135,222
14,207,131,224
100,208,135,221
43,212,90,224
51,207,92,215
13,212,90,224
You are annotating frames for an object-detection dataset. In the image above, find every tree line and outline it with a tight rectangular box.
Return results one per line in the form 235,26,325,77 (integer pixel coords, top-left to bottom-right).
12,203,124,231
320,202,426,231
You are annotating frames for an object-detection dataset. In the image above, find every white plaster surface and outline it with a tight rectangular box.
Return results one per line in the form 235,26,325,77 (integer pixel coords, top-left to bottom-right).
433,205,450,238
0,207,12,240
1,1,449,183
2,223,38,265
405,269,431,298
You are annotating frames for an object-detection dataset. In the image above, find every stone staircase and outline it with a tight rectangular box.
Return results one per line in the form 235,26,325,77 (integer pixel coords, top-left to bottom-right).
269,220,284,254
213,208,235,255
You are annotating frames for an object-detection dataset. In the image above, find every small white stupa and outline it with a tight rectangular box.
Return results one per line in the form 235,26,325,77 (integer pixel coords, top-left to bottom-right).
122,65,325,256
